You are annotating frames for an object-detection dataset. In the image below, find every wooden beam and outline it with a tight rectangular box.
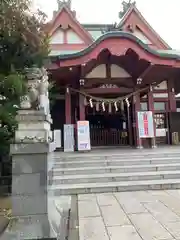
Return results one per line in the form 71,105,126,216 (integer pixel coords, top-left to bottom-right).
84,82,134,89
86,87,133,94
84,78,134,88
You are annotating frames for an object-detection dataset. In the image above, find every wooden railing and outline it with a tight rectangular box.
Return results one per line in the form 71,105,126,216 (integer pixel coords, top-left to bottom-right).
90,127,128,146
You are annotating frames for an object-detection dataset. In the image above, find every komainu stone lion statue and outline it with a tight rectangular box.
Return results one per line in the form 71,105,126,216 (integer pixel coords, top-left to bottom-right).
21,67,50,115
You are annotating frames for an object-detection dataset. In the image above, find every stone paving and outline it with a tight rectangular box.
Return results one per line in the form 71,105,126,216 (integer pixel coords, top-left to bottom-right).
78,190,180,240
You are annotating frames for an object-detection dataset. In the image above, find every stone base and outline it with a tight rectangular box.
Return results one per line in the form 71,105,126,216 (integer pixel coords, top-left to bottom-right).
16,110,52,123
1,214,56,240
7,142,57,240
15,110,52,143
1,194,71,240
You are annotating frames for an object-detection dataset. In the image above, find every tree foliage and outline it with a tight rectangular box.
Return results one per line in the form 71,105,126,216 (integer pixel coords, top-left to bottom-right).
0,0,49,158
0,0,49,74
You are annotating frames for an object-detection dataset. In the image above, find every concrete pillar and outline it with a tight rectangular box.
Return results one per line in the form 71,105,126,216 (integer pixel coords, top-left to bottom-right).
148,86,157,148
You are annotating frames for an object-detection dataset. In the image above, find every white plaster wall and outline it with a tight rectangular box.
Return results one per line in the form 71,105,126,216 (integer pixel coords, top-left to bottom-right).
50,29,64,44
133,29,152,44
111,64,131,78
154,81,167,90
85,64,106,78
67,29,84,44
85,64,131,78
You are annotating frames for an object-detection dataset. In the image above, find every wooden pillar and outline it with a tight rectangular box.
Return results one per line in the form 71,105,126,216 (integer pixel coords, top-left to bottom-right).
167,80,176,145
79,93,85,120
165,102,171,145
148,85,157,148
133,93,143,148
65,87,72,124
168,80,176,112
127,104,133,146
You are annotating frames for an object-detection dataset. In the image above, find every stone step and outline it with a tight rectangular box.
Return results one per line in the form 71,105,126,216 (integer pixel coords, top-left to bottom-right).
54,156,180,168
53,163,180,175
54,151,180,161
51,179,180,195
53,170,180,184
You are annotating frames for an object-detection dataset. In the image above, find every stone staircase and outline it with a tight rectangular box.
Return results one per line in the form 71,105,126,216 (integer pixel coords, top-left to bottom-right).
51,148,180,195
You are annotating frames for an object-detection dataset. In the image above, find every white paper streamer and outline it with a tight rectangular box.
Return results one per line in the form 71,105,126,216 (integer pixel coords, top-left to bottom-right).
102,102,105,111
114,102,118,111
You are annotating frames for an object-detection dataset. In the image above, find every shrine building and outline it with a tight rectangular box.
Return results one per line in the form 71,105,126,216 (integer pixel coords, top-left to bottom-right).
46,0,180,150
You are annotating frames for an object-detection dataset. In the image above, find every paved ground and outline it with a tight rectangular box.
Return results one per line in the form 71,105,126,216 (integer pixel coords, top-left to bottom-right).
78,190,180,240
0,197,10,235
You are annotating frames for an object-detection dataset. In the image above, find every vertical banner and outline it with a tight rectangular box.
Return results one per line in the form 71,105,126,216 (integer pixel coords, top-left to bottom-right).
64,124,74,152
77,121,91,151
137,111,154,138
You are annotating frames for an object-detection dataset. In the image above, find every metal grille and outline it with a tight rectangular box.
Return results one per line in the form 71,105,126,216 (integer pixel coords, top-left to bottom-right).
90,127,128,146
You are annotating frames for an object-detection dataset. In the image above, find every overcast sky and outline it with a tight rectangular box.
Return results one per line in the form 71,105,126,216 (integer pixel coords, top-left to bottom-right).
35,0,180,50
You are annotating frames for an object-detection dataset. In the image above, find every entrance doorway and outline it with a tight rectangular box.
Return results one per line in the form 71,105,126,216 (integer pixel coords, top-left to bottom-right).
86,106,129,147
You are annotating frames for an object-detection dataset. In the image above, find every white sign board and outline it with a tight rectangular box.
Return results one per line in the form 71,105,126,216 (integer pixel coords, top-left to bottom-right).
156,128,167,137
54,129,61,148
77,121,91,151
64,124,74,152
137,111,154,138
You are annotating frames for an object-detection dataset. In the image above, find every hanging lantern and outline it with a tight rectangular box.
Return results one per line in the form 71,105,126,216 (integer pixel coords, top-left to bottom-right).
84,97,88,106
125,98,130,107
102,102,105,111
89,98,93,108
114,102,118,111
96,102,100,111
108,102,112,113
120,101,124,111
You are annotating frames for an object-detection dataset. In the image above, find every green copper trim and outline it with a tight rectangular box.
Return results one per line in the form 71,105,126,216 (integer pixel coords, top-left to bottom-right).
50,31,180,61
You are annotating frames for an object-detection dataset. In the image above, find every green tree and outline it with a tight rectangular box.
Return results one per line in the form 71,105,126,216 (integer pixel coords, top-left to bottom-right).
0,0,49,177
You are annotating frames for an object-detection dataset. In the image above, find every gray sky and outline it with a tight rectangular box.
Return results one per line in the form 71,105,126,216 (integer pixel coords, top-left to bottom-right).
35,0,180,49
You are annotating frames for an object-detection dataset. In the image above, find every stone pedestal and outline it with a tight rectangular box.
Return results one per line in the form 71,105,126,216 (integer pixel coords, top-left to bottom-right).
15,110,52,143
2,110,57,239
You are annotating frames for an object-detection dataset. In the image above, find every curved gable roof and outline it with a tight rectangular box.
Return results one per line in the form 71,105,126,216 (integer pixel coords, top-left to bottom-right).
118,5,170,49
51,31,180,61
49,4,93,44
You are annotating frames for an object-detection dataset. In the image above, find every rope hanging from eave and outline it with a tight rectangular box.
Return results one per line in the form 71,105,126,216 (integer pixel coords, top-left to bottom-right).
69,84,152,103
